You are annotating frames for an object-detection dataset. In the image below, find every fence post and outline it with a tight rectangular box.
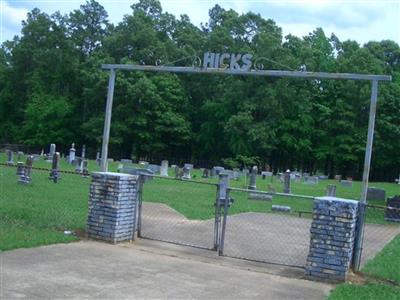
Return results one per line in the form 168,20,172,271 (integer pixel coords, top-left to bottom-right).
136,174,145,238
218,173,229,255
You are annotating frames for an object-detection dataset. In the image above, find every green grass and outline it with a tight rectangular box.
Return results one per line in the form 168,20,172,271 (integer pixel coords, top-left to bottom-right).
1,152,399,251
328,283,400,300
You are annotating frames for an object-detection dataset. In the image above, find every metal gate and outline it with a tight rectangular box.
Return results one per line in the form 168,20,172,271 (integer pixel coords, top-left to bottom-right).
137,174,219,250
137,173,314,268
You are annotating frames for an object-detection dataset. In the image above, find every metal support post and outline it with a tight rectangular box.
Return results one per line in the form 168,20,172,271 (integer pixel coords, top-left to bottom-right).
353,80,379,271
218,173,229,255
100,68,116,172
136,174,144,238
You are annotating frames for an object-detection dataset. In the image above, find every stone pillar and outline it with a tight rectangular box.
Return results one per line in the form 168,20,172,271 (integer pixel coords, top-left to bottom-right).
87,172,138,243
81,144,86,159
75,157,83,173
283,169,291,194
160,160,169,176
69,143,76,164
326,185,337,197
16,162,25,176
248,166,257,190
305,196,359,282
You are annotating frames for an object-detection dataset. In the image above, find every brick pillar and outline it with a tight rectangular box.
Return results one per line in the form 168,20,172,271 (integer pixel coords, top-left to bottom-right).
87,172,138,243
305,196,359,282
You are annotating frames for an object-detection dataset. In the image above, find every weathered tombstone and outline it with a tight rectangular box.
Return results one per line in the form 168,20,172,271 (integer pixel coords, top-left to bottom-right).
184,163,193,170
318,175,329,180
248,192,272,201
248,166,257,190
49,143,56,157
6,150,14,165
334,175,342,181
283,169,291,194
202,168,209,178
295,174,301,183
17,151,23,160
18,155,33,184
212,166,225,177
16,162,25,176
82,160,89,178
232,169,240,180
96,151,101,166
171,164,177,169
107,158,114,163
272,205,291,213
121,159,133,164
304,176,319,185
160,160,169,176
69,143,76,164
341,180,353,187
182,166,191,179
385,196,400,222
326,184,336,197
81,144,86,159
148,164,161,174
261,171,272,180
366,187,386,201
49,152,61,183
139,161,149,168
75,157,83,173
174,165,180,179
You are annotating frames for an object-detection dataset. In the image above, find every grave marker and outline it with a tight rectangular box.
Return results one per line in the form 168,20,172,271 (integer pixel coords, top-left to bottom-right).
49,152,61,183
248,166,257,190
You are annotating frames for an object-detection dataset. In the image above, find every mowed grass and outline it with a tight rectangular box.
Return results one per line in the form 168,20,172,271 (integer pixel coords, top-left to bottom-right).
327,234,400,300
1,152,399,251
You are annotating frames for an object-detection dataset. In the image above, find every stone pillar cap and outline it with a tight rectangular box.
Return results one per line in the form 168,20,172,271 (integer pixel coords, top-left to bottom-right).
315,196,358,205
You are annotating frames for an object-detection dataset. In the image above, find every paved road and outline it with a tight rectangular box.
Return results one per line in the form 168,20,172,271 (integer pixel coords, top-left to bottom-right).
1,240,333,299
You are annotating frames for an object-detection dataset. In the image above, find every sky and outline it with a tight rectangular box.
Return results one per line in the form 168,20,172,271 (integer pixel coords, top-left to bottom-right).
1,0,399,45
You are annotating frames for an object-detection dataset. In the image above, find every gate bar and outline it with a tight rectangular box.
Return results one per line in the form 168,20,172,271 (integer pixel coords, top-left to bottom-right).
228,187,315,200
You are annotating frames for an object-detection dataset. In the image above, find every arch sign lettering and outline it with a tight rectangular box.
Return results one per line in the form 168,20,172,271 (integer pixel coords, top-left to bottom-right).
203,52,253,70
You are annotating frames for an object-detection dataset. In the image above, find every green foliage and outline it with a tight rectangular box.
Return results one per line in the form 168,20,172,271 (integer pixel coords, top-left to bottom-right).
0,0,399,180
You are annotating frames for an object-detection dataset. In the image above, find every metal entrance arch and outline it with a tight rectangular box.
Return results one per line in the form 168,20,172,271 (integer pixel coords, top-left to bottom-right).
99,61,391,270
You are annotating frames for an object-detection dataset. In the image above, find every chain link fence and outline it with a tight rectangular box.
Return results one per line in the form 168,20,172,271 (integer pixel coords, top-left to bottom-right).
221,189,314,267
139,176,218,250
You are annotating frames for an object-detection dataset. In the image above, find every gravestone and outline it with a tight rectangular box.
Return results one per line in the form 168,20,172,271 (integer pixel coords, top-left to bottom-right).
202,168,209,178
232,169,240,180
81,144,86,159
107,158,114,163
212,166,225,177
295,174,301,183
304,176,319,185
18,155,33,184
248,192,272,201
334,175,342,181
366,187,386,201
120,166,154,182
49,152,61,183
82,160,89,178
341,180,353,187
17,151,23,160
16,162,25,176
171,164,177,169
75,157,83,173
182,166,191,179
139,161,149,168
69,143,76,164
174,165,180,179
283,169,291,194
6,150,14,165
184,163,194,170
49,143,56,157
160,160,169,176
272,205,291,213
326,184,337,197
96,151,101,166
248,166,257,190
318,175,329,180
385,196,400,222
121,159,133,164
261,171,272,179
148,164,160,174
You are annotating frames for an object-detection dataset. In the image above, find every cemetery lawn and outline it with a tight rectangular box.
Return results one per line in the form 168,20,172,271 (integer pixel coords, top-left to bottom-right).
1,153,399,251
327,234,400,300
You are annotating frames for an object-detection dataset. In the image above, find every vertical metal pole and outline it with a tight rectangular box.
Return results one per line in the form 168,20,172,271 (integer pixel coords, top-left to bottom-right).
100,69,116,172
218,173,229,255
213,185,221,251
137,175,144,238
353,80,379,271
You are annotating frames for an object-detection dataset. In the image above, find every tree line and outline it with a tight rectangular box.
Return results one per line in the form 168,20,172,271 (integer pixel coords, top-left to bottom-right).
0,0,399,181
